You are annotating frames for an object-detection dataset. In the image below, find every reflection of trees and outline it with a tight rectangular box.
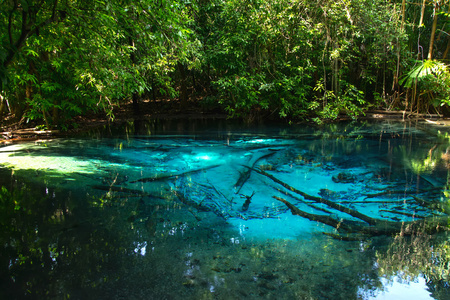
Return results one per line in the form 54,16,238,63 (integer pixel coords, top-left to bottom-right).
0,177,133,299
369,124,450,299
0,171,386,300
375,232,450,300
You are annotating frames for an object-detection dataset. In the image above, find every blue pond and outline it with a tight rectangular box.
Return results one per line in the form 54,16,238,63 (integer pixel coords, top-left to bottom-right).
1,119,450,299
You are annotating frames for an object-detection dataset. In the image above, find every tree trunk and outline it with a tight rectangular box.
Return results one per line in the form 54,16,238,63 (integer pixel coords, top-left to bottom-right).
128,36,140,115
132,93,140,115
178,63,188,107
427,2,439,60
419,0,427,28
0,94,5,117
443,38,450,60
3,0,60,70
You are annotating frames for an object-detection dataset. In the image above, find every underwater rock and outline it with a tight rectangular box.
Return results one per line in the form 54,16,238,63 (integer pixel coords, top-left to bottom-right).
318,189,340,200
332,172,356,184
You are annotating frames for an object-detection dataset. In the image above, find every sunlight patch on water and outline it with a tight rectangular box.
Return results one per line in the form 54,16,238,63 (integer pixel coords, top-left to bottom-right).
0,153,101,174
0,142,102,174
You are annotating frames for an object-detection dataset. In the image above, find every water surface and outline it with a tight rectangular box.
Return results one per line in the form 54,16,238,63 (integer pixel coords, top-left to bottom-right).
1,119,450,299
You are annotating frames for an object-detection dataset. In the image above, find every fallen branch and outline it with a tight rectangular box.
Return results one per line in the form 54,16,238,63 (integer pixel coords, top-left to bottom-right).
363,187,442,198
261,169,450,236
91,185,166,199
252,167,387,226
173,190,210,212
322,232,366,241
131,164,221,183
273,196,355,232
273,186,333,214
339,199,415,204
206,179,233,206
380,209,426,219
412,195,450,215
234,149,278,193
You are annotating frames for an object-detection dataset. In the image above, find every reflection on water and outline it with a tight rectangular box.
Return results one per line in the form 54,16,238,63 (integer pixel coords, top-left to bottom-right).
363,274,433,300
1,120,450,299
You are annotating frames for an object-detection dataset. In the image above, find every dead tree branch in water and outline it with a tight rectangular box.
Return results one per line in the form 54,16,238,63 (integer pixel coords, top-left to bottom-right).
252,167,449,237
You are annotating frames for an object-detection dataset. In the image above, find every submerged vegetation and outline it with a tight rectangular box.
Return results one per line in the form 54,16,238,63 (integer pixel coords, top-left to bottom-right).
1,0,450,129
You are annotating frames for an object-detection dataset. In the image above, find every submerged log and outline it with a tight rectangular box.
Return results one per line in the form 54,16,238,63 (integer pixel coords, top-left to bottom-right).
91,185,166,199
173,190,210,212
234,149,278,193
261,169,450,236
274,187,333,214
363,187,442,198
380,209,426,219
131,164,221,183
273,196,355,232
276,195,450,236
253,167,388,226
322,232,366,241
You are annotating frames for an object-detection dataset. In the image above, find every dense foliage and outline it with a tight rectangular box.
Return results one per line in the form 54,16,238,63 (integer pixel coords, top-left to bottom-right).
1,0,450,128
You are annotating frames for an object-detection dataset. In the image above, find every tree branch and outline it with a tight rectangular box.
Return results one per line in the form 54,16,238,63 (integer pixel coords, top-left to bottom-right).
250,166,386,226
3,0,60,69
258,167,450,236
8,0,19,46
273,196,355,232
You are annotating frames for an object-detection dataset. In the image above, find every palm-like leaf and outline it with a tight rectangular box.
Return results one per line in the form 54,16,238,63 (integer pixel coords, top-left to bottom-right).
400,60,449,88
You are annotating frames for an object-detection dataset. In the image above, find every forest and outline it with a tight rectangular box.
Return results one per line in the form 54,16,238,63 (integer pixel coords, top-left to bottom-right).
1,0,450,129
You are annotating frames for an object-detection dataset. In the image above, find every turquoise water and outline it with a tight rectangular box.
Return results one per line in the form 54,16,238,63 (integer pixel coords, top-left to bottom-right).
1,119,450,299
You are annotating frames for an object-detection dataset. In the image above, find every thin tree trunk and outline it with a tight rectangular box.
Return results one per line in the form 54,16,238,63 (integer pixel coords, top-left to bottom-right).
428,2,439,60
401,0,407,28
178,63,188,107
419,0,427,28
393,0,407,99
445,2,450,60
443,38,450,60
129,37,140,115
0,94,5,117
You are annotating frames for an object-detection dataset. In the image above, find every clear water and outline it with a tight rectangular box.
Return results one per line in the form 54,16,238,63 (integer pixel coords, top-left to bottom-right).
1,119,450,299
